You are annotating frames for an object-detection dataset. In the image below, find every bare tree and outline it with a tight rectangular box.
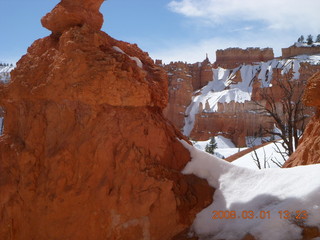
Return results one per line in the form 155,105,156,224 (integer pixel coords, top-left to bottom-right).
253,70,311,157
248,136,284,169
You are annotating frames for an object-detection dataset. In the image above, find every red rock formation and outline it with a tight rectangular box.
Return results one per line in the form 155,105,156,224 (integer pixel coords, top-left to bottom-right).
41,0,104,34
0,1,213,239
162,62,194,131
190,104,273,146
163,55,317,147
282,45,320,58
190,57,213,90
162,58,213,130
215,47,274,69
284,72,320,167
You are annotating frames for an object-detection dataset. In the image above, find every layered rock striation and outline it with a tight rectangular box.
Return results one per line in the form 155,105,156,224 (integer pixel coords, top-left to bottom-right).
0,1,213,239
282,45,320,59
215,47,274,69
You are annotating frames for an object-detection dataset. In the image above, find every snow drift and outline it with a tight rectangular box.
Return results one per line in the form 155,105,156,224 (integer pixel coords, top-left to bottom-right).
180,140,320,240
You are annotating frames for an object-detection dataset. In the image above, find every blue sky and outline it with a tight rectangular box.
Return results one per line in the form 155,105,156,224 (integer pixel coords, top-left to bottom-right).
1,0,320,64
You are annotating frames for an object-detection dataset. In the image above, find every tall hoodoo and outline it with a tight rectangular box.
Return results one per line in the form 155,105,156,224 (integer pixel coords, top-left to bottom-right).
0,1,213,239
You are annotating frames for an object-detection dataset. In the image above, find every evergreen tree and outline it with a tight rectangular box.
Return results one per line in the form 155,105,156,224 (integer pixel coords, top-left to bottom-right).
297,35,304,43
316,34,320,43
205,137,217,155
307,34,313,45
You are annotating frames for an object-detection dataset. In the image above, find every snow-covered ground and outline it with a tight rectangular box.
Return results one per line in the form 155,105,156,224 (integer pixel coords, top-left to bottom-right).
193,135,287,169
181,140,320,240
183,54,320,136
192,136,247,160
232,141,287,169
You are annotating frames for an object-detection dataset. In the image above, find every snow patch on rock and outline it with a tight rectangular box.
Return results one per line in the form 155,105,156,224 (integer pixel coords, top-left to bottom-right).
112,46,143,68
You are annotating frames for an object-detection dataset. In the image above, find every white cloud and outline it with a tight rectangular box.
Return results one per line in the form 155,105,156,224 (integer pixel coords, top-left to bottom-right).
168,0,320,32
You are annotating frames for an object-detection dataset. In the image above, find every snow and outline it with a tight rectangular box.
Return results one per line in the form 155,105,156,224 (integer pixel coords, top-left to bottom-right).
294,54,320,65
232,141,287,169
193,137,247,159
193,136,285,169
129,56,143,69
294,42,320,47
0,117,3,135
112,46,143,68
192,136,237,158
180,140,320,240
193,135,235,151
112,46,126,54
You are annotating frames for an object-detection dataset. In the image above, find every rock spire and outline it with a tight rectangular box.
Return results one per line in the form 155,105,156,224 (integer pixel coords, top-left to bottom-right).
0,1,213,239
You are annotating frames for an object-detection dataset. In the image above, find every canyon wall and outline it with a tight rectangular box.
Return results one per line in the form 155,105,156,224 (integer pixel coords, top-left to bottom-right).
215,47,274,68
190,102,273,146
163,46,320,146
282,45,320,58
186,61,319,146
0,1,213,239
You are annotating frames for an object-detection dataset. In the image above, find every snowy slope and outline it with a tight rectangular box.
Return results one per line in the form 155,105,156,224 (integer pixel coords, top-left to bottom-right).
192,136,248,159
193,135,236,150
180,140,320,240
193,136,286,169
183,54,320,136
192,136,244,159
232,141,287,169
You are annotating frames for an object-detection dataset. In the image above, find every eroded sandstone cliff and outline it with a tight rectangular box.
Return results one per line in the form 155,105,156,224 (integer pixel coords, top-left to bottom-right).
0,1,213,239
162,58,213,132
164,50,320,146
282,45,320,58
215,47,274,69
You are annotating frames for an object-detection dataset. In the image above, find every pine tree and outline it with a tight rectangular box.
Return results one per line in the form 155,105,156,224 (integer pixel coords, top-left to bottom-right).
316,34,320,43
307,35,313,45
205,137,217,155
297,35,304,43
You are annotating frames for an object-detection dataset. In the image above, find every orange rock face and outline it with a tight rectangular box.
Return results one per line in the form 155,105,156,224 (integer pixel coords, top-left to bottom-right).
284,72,320,167
162,58,213,131
282,45,320,58
0,1,213,239
41,0,105,34
215,47,274,69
